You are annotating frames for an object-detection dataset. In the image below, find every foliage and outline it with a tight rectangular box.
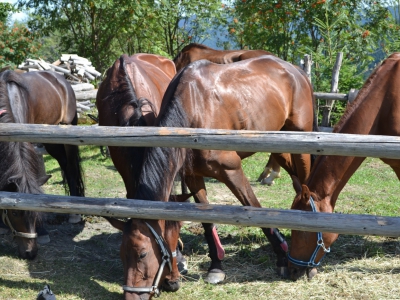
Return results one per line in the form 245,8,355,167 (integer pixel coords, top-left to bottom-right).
0,3,40,69
225,0,397,126
17,0,226,72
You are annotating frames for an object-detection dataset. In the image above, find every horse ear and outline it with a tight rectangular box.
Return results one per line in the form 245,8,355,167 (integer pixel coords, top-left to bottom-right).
291,175,302,194
300,184,311,205
170,193,194,202
38,175,52,186
104,217,126,231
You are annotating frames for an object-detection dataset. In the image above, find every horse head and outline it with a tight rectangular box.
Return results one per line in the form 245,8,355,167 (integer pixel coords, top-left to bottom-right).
107,218,181,300
1,174,50,260
288,176,339,281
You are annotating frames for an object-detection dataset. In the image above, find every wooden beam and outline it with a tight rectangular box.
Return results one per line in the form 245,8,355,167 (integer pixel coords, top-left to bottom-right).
0,192,398,237
0,124,399,159
74,89,98,100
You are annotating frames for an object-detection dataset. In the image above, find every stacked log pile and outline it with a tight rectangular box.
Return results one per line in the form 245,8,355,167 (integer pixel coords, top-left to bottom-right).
17,55,99,115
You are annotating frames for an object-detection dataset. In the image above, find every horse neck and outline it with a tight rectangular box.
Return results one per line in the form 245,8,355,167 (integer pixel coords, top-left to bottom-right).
309,56,400,210
135,146,186,202
308,155,364,210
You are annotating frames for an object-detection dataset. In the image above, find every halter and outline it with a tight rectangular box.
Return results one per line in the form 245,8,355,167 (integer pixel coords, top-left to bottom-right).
2,210,38,239
122,222,176,297
287,196,330,268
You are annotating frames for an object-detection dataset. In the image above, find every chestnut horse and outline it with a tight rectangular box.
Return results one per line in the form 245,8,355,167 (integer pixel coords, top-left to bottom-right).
288,53,400,281
107,55,317,299
0,71,54,259
0,70,85,224
174,43,281,185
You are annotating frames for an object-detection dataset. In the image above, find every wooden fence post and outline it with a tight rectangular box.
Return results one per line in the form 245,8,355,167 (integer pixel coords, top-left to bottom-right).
321,52,343,127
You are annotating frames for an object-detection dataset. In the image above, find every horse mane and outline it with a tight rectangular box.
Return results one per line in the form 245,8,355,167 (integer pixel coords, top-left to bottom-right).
134,70,191,201
333,58,388,133
0,71,44,197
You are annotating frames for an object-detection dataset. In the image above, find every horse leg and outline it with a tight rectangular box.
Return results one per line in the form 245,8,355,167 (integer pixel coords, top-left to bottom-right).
216,153,289,276
185,175,226,284
271,153,311,184
259,155,281,186
43,143,84,223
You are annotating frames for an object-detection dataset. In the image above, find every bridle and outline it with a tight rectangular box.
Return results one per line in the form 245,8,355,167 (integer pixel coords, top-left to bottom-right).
2,209,37,239
287,196,330,268
122,222,176,297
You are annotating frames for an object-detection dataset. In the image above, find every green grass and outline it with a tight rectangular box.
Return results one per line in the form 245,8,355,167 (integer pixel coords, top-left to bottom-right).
0,148,400,299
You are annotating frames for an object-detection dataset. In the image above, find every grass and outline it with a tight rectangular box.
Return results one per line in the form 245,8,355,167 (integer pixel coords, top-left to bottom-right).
0,147,400,299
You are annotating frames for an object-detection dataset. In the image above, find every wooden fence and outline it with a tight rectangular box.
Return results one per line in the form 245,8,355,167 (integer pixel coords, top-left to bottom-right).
0,192,398,237
0,123,399,237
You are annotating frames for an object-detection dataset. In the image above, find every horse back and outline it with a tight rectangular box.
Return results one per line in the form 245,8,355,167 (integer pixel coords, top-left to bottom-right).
163,56,314,132
21,71,77,125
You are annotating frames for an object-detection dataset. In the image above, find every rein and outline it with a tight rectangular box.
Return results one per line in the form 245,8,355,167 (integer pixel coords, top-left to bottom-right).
287,196,330,268
122,222,176,297
2,210,37,239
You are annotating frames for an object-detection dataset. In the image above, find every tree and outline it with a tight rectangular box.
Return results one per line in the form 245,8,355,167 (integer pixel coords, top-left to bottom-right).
17,0,227,72
0,3,40,69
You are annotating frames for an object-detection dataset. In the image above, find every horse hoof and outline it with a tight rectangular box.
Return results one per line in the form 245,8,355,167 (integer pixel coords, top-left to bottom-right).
276,266,289,278
204,269,226,284
261,178,275,186
68,214,82,224
178,260,188,275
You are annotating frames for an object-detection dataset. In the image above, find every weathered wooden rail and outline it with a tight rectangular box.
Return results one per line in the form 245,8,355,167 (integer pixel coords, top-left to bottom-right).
0,192,398,237
1,123,400,159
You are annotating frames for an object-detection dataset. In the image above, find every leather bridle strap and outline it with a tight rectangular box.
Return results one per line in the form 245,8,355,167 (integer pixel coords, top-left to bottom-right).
122,222,176,297
287,196,330,268
2,210,38,239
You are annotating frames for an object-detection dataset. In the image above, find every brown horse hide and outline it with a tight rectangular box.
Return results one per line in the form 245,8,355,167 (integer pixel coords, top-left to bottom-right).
289,53,400,281
119,55,317,298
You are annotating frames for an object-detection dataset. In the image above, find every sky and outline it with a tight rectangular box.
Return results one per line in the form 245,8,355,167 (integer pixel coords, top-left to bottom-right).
1,0,27,22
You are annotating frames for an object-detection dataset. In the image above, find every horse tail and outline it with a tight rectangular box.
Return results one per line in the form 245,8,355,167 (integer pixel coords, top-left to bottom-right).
116,55,156,127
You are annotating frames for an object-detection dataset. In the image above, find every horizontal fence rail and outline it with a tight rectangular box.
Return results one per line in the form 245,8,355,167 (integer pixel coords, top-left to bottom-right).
0,192,398,237
72,89,358,102
0,123,400,159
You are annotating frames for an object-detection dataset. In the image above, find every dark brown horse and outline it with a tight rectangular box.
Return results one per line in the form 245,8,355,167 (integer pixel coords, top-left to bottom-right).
174,43,281,185
288,53,400,281
0,71,54,259
0,70,85,225
107,55,317,299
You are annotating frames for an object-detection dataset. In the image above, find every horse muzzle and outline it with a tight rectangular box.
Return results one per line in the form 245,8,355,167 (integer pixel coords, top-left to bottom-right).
161,278,180,292
289,265,318,281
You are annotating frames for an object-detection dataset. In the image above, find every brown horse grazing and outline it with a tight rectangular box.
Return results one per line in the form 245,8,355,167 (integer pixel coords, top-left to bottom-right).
288,53,400,281
0,70,85,225
107,55,317,299
0,73,52,259
173,43,281,185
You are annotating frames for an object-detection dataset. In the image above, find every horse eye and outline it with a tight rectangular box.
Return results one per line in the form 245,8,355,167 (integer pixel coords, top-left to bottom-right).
11,211,18,217
139,252,148,259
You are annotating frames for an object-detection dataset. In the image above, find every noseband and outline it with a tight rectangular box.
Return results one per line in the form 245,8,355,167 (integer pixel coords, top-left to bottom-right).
2,210,38,239
122,222,177,297
287,196,330,268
